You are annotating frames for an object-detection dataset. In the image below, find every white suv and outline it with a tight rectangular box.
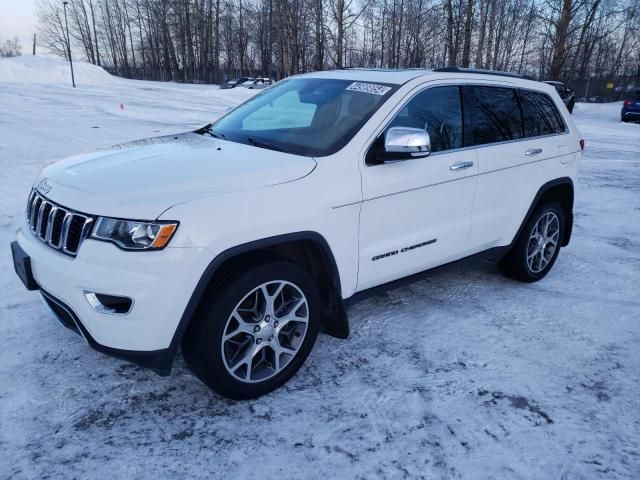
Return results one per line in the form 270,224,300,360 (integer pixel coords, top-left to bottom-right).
11,68,582,399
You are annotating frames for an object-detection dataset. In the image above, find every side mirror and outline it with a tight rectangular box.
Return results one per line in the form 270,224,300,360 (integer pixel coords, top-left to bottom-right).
384,127,431,159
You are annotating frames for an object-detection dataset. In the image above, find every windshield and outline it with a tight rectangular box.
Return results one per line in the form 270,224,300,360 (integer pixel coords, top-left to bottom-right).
208,78,397,157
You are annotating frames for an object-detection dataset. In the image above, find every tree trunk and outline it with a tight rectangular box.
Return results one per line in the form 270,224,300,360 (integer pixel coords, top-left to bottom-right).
484,0,496,69
461,0,473,67
315,0,324,70
445,0,454,66
549,0,573,80
475,0,487,68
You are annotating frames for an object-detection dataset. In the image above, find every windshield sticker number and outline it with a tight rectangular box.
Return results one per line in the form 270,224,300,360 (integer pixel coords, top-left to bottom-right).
346,82,392,96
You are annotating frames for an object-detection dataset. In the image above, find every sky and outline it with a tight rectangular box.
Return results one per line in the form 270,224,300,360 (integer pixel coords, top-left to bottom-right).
1,0,37,54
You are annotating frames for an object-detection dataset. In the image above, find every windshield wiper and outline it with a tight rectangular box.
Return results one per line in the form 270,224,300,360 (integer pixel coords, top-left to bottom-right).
197,124,226,139
246,137,284,152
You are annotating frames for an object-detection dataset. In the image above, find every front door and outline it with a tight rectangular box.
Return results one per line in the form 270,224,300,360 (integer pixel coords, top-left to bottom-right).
357,85,478,291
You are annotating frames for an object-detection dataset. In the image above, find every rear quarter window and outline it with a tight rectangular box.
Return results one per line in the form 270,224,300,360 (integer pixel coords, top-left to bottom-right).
519,90,566,137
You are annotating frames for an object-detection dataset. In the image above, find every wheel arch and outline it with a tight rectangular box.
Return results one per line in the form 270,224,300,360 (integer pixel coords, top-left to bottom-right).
166,231,349,372
512,177,574,247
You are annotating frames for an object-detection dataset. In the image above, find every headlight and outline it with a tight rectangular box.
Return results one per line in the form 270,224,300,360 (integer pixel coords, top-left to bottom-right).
91,217,178,251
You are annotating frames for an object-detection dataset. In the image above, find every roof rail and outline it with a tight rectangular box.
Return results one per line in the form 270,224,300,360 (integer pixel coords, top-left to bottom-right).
433,67,536,81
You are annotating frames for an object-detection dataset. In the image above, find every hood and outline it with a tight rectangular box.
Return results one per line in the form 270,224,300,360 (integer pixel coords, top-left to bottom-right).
37,132,317,219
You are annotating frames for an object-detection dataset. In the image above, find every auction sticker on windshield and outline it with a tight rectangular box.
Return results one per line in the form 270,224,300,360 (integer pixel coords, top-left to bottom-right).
346,82,392,96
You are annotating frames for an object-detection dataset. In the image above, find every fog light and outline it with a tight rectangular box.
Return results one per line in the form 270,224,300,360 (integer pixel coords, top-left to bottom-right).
84,291,133,315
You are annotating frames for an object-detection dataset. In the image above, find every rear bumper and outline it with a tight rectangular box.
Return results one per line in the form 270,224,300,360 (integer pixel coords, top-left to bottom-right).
622,110,640,120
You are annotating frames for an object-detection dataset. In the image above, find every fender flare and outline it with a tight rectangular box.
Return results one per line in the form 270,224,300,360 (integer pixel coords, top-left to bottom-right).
511,177,574,247
164,231,348,372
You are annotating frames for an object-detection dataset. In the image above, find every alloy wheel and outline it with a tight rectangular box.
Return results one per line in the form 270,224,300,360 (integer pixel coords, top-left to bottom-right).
527,211,560,273
221,281,309,383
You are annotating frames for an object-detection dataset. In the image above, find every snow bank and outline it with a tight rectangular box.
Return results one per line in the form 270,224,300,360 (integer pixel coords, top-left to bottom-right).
0,55,115,85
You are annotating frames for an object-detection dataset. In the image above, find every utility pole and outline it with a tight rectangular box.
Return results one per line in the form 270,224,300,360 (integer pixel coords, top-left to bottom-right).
62,1,76,88
268,0,273,80
33,33,36,55
584,73,595,102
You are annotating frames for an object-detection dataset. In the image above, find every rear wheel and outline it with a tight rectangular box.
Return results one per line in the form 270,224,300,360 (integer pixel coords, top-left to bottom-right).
499,202,565,282
182,260,321,399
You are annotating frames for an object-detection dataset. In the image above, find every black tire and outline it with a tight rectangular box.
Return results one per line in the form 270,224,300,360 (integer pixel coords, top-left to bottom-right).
499,201,565,283
182,260,321,400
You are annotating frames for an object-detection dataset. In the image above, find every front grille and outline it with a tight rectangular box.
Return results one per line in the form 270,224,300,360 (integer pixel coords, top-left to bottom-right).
26,189,94,257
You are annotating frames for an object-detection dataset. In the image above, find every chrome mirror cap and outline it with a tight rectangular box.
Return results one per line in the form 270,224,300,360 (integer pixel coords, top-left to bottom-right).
384,127,431,157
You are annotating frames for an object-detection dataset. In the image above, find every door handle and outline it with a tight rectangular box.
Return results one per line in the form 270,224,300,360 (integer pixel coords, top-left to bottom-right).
525,148,542,156
450,161,474,171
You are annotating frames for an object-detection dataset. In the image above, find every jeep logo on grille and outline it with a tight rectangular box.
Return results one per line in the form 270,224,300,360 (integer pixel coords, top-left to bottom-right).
37,178,52,195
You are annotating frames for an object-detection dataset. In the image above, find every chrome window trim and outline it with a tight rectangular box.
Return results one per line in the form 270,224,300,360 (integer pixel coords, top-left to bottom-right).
364,81,573,166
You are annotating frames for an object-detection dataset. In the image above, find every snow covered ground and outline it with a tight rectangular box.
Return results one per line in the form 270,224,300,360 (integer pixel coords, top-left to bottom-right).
1,57,639,479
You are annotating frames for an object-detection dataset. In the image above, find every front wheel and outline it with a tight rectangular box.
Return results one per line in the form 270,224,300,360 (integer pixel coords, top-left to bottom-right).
499,202,565,282
182,260,320,399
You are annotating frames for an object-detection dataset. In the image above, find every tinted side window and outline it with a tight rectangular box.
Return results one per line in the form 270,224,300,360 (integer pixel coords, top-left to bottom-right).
519,90,566,137
387,86,463,153
470,86,523,145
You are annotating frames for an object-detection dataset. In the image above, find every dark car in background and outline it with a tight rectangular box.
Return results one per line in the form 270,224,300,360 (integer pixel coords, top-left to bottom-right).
220,77,254,89
543,81,576,113
243,78,274,90
621,90,640,123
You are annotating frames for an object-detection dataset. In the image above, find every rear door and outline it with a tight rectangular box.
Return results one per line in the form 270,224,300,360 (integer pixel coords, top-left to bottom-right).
467,85,569,249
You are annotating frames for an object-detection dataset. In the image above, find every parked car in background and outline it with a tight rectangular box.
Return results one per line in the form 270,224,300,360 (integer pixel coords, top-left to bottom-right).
12,68,582,399
244,78,274,90
621,90,640,122
543,81,576,113
220,77,254,89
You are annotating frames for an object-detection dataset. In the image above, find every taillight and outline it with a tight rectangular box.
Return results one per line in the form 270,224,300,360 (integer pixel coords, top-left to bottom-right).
579,139,585,151
624,99,632,106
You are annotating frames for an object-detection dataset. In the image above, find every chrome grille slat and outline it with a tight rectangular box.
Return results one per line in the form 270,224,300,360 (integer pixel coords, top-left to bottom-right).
45,206,58,243
79,217,94,241
26,190,36,220
62,214,92,255
35,201,48,238
49,208,67,248
26,189,95,257
30,196,41,231
60,212,73,251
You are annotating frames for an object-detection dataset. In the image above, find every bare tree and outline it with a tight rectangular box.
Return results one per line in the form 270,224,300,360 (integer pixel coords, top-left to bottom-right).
32,0,639,93
0,35,22,57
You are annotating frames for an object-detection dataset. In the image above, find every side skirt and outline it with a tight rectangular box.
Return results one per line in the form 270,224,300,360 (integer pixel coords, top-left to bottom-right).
344,246,510,309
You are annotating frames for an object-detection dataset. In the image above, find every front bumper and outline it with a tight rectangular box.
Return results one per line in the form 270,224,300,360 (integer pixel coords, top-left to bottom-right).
15,222,213,374
39,288,175,374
